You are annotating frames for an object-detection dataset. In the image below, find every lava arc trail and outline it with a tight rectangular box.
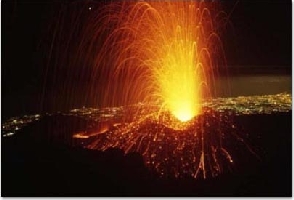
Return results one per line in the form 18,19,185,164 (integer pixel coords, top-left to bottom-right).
87,1,228,124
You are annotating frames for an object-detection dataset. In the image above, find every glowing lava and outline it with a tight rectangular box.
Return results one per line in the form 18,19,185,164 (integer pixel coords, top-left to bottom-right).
87,1,225,126
158,60,200,122
152,3,204,122
158,39,201,122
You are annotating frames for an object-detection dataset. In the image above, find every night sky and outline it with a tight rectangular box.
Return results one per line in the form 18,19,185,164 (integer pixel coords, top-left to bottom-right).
2,0,292,119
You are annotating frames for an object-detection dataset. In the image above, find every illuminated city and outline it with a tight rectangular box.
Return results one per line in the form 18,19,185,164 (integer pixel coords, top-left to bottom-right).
2,93,291,179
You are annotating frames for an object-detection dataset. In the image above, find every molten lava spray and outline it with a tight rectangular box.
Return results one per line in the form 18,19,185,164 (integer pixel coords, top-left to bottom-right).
145,2,204,122
90,1,226,124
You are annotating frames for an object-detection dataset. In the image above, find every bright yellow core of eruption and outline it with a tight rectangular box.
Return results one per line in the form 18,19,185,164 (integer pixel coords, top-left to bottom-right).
148,2,204,123
158,39,201,122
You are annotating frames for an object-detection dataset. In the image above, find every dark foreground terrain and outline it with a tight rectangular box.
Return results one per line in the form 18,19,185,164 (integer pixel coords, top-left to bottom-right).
2,112,292,197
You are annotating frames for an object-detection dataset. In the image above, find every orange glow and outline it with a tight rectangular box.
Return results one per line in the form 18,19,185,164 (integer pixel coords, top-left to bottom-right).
72,123,110,139
157,38,201,122
149,2,205,122
73,132,89,139
93,1,222,127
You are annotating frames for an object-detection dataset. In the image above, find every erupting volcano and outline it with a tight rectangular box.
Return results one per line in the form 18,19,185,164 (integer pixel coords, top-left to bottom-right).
63,0,236,179
3,0,292,196
16,0,245,179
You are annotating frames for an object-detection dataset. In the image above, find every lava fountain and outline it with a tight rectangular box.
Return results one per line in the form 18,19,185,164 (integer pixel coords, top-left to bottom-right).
84,0,231,178
88,1,227,126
